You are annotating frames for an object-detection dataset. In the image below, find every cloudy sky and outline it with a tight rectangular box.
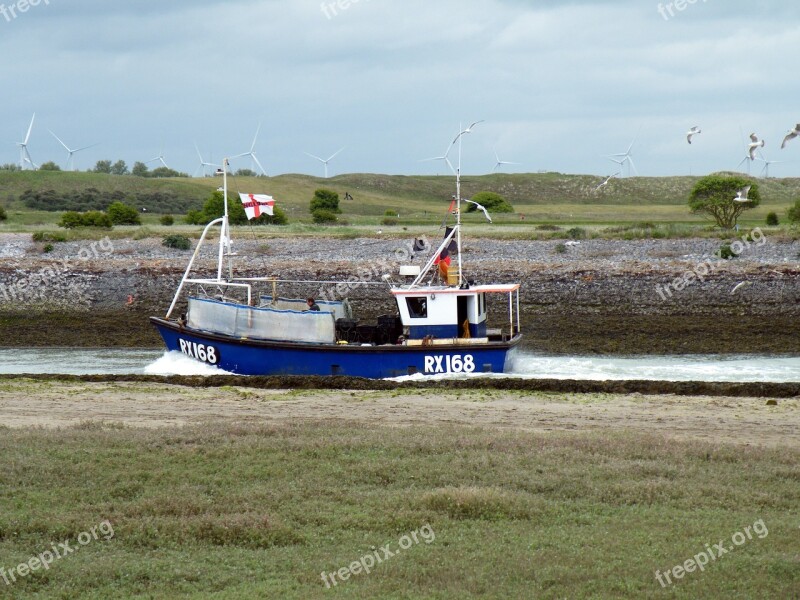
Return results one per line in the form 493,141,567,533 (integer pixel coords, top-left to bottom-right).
3,0,799,177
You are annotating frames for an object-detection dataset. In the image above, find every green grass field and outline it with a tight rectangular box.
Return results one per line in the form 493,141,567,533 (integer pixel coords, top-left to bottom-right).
0,401,797,599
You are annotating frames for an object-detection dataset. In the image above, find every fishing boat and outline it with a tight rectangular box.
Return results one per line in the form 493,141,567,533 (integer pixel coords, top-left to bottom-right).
150,128,522,378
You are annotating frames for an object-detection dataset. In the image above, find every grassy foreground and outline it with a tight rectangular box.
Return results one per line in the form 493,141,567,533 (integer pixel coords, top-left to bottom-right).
0,419,797,599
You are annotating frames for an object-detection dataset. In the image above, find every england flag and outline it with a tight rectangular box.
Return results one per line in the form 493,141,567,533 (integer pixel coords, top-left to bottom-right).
239,193,275,219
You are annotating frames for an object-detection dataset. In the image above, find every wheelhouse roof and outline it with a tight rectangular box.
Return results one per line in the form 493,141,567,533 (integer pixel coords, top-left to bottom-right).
391,284,520,296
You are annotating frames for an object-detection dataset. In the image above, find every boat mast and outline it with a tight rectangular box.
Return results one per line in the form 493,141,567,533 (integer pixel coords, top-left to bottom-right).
455,127,463,287
217,158,229,282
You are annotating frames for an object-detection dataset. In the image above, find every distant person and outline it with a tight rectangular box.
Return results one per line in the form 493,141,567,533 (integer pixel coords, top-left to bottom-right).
306,297,320,311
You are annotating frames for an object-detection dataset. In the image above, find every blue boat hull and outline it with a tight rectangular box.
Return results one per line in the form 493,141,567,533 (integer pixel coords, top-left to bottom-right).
150,317,521,379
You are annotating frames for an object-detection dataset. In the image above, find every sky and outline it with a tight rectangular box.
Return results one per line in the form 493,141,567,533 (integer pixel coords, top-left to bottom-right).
2,0,800,178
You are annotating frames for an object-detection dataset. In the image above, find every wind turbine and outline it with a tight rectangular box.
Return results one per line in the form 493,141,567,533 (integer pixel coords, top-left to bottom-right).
493,148,520,172
194,144,219,177
231,123,268,176
146,146,170,169
16,113,36,170
755,152,784,179
606,137,638,177
48,130,99,171
304,147,345,178
422,121,484,175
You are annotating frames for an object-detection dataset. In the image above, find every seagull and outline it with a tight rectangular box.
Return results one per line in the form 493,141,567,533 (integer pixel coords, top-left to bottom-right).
748,133,765,160
733,185,752,202
781,124,800,149
731,281,752,295
564,240,581,247
686,126,701,144
464,199,492,223
595,172,620,191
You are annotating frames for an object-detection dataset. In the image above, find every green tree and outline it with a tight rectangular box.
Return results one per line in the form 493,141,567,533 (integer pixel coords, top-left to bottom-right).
160,214,175,226
310,189,341,215
39,161,62,171
787,199,800,224
107,202,141,225
688,175,761,229
59,210,113,229
235,169,258,177
766,212,779,226
93,160,112,174
0,163,20,171
150,166,188,178
466,191,514,214
111,160,129,175
312,209,338,224
131,162,149,177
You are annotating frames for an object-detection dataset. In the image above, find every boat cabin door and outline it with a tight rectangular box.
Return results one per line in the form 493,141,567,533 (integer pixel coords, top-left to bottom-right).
457,296,469,338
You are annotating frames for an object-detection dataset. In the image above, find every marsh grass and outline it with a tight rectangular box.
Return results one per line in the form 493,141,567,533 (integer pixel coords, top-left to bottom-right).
0,421,797,598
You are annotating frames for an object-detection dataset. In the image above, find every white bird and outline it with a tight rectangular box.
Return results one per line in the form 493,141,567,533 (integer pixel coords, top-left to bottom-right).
595,172,620,191
464,199,492,223
748,133,765,160
731,281,752,294
781,124,800,149
733,185,752,202
686,126,701,144
564,240,581,247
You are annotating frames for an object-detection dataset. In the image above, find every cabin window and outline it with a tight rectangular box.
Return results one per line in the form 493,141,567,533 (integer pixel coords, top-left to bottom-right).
406,297,428,319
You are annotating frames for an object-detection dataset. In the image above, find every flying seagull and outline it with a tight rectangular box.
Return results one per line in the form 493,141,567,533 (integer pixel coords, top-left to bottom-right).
595,172,620,191
733,185,752,202
748,133,765,160
686,126,701,144
731,281,752,295
464,199,492,223
781,124,800,149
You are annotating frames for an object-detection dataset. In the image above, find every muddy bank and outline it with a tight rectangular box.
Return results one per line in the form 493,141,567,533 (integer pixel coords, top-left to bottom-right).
1,235,798,353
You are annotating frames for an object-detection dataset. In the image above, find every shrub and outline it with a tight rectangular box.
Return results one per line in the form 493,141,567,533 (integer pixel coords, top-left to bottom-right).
160,214,175,226
312,209,338,224
787,200,800,224
0,206,6,221
310,189,341,215
555,243,567,254
384,209,399,217
467,191,514,214
718,242,736,260
766,212,779,226
536,224,561,231
32,232,67,243
566,227,587,240
381,217,399,226
162,234,191,250
59,211,112,229
107,201,141,225
185,209,205,225
43,243,54,253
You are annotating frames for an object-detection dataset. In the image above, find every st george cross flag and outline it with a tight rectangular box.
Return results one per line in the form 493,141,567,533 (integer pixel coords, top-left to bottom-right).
238,193,275,219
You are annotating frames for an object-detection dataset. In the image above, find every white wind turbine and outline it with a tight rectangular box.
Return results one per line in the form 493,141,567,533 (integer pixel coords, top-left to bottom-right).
493,148,520,172
755,152,784,179
17,113,36,170
49,130,99,171
304,146,346,178
422,121,485,175
194,143,219,177
606,137,638,177
231,123,268,176
146,146,170,169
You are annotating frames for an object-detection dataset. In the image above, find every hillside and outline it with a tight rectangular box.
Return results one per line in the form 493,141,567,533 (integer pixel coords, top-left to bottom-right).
1,170,798,222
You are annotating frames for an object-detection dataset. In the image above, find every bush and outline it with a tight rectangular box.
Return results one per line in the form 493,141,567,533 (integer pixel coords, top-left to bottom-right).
107,201,141,225
766,212,779,226
162,234,191,250
567,227,587,240
536,224,561,231
160,214,175,226
0,206,6,221
310,189,341,215
384,209,399,217
32,231,67,243
554,243,567,254
467,191,514,214
185,209,205,225
312,209,338,224
59,211,113,229
381,217,399,226
718,242,736,260
787,200,800,224
43,244,54,253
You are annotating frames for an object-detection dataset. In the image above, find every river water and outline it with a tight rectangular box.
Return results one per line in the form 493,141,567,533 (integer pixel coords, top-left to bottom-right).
0,348,797,382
